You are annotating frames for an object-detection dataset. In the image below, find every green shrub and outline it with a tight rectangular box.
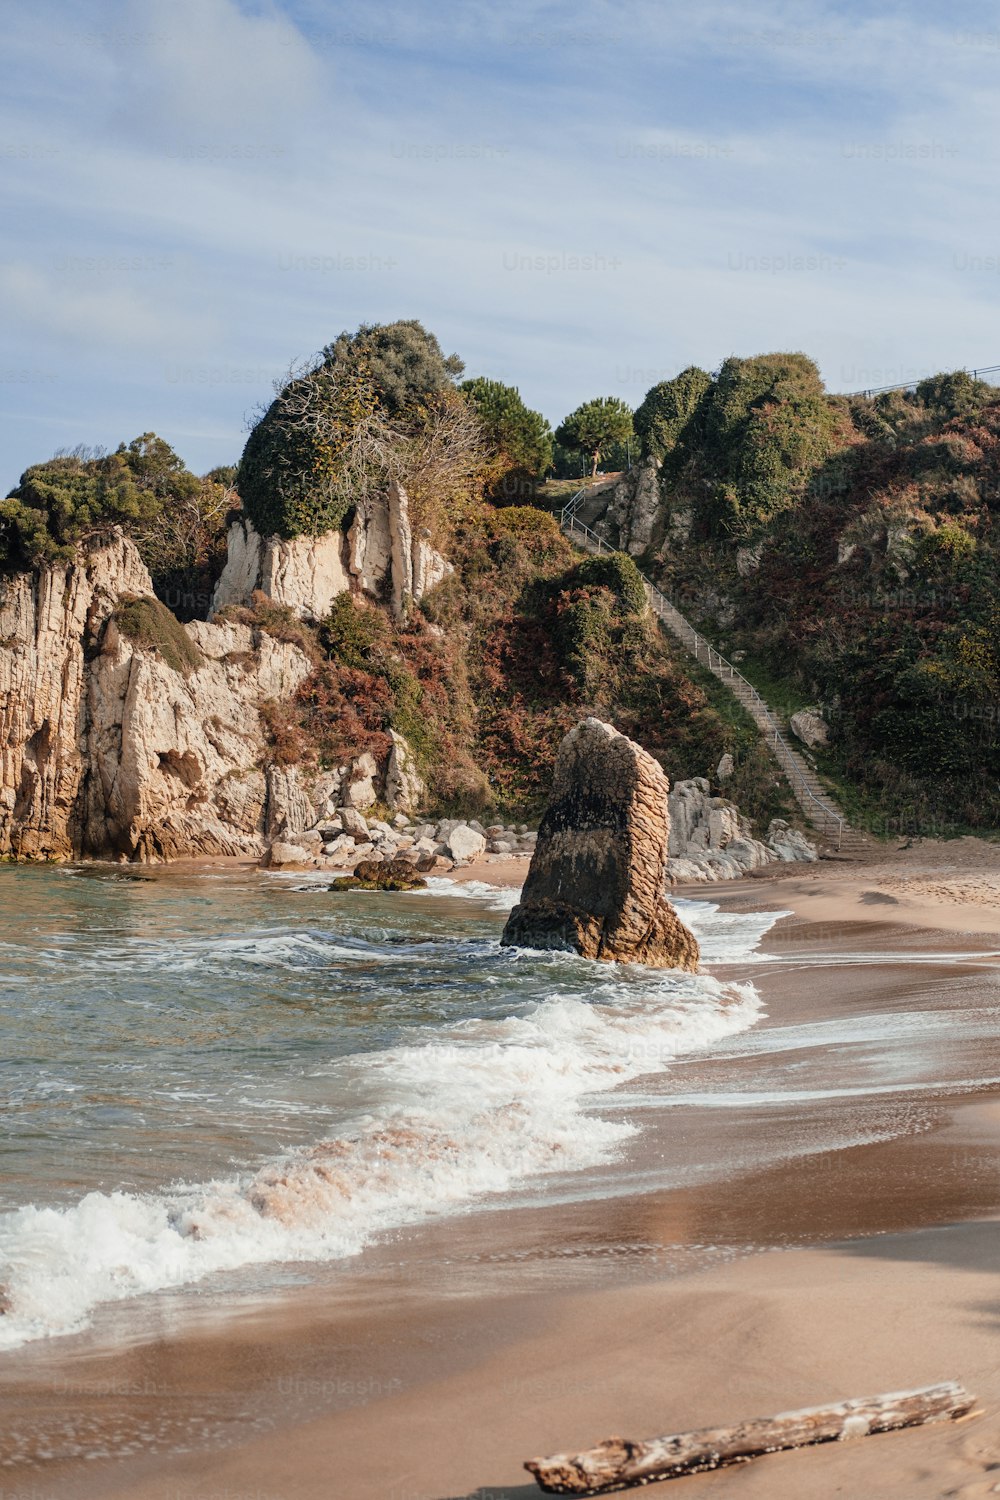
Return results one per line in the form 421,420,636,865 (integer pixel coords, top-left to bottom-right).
634,366,712,461
1,452,158,568
571,552,647,615
318,593,392,669
113,596,203,677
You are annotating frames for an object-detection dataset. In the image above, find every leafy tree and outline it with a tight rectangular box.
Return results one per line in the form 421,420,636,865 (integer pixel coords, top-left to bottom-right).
634,367,712,462
205,464,238,488
698,353,835,536
460,378,553,498
240,325,486,549
238,359,388,540
550,437,589,480
1,435,235,616
555,397,634,478
117,432,199,502
1,450,158,568
321,319,463,418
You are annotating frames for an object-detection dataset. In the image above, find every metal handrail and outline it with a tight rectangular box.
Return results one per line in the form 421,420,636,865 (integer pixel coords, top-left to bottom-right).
849,363,1000,398
559,505,846,847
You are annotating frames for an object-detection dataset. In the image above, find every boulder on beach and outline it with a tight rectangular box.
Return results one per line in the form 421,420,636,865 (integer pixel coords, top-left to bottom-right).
330,857,428,892
501,717,700,971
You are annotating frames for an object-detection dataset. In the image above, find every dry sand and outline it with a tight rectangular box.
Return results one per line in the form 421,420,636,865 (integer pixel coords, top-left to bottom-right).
5,837,1000,1500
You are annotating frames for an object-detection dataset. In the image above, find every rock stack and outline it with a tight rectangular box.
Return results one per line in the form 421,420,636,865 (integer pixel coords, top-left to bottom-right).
501,718,700,971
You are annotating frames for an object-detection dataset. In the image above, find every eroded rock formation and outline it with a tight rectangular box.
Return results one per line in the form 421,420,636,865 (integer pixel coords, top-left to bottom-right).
82,613,314,860
667,777,817,882
0,535,151,858
212,522,349,621
212,481,451,622
0,531,422,862
501,718,700,970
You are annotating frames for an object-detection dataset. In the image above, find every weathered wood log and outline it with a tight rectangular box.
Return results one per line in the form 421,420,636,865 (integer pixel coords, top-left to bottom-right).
524,1382,976,1493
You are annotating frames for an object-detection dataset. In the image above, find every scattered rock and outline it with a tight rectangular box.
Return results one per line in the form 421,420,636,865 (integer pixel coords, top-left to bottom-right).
501,718,700,970
767,819,820,863
789,709,829,750
265,841,313,869
716,753,735,781
338,807,369,838
667,779,817,882
330,857,428,892
446,824,487,862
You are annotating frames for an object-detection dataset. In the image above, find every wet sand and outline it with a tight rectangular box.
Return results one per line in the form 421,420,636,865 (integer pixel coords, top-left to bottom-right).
4,853,1000,1500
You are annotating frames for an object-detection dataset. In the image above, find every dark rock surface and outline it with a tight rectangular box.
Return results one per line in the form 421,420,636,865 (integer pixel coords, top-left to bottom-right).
501,718,699,970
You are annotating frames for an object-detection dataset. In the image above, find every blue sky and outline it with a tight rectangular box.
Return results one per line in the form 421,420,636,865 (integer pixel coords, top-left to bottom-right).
3,0,1000,489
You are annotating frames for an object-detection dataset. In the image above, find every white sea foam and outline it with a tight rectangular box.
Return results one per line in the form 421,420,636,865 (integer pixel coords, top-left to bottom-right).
0,898,782,1350
417,876,522,912
673,897,792,964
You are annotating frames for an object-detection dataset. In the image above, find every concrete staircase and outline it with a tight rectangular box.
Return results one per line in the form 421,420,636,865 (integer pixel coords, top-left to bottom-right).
559,494,872,858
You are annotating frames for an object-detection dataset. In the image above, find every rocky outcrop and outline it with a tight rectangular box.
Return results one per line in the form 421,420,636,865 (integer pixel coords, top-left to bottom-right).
736,541,766,576
0,535,152,858
212,483,451,623
385,730,426,814
501,718,700,970
331,857,429,892
604,460,662,556
789,708,829,750
0,534,369,861
349,479,451,619
212,521,350,621
667,777,818,883
82,614,313,860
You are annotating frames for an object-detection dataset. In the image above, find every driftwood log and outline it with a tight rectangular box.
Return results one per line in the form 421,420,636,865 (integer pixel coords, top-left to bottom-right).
525,1382,976,1493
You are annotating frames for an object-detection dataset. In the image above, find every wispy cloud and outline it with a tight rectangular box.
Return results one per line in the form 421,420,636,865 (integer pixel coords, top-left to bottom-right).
2,0,1000,489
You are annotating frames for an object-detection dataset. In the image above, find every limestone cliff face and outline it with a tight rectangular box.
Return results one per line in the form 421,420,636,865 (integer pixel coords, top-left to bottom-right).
212,522,350,622
0,498,448,861
213,481,451,622
81,616,313,860
0,535,152,858
501,718,700,970
604,459,662,557
0,533,361,861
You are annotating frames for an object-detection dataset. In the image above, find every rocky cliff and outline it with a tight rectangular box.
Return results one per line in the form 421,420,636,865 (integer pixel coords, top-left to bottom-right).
0,524,432,862
212,480,450,621
0,535,151,858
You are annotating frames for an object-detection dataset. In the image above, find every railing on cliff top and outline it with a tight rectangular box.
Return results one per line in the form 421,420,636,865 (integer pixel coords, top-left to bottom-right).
559,491,846,848
848,363,1000,398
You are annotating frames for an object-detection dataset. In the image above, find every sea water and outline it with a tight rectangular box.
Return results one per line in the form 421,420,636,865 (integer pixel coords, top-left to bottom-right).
0,866,781,1349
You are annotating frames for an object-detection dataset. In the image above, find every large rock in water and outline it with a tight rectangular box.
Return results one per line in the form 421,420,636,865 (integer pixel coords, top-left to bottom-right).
501,718,700,970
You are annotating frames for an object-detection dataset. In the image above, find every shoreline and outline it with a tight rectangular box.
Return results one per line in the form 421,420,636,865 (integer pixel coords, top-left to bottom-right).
3,852,1000,1498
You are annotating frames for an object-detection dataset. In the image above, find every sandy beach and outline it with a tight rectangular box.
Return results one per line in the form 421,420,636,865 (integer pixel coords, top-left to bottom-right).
3,839,1000,1500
